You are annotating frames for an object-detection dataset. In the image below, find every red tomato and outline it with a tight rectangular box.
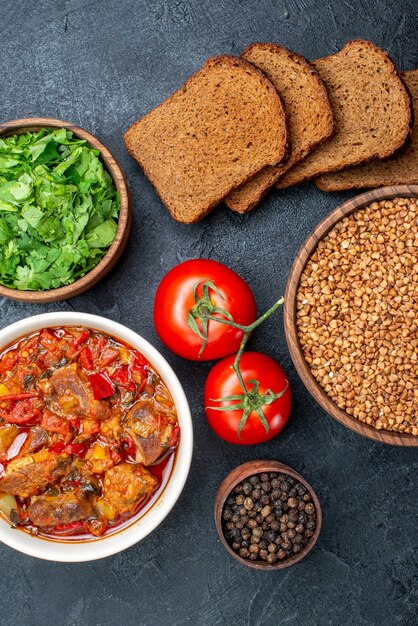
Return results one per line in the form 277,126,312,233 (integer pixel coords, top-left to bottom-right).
154,259,256,360
2,399,43,425
204,352,291,444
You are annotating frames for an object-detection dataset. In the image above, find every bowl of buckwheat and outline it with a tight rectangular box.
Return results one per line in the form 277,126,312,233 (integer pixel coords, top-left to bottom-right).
284,185,418,446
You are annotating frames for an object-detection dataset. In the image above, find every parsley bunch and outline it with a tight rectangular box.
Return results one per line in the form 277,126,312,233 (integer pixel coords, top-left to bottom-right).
0,128,120,290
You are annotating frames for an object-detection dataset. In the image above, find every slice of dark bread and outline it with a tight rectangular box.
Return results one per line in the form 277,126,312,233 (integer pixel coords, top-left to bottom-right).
316,70,418,190
124,55,287,223
276,40,412,189
225,43,333,213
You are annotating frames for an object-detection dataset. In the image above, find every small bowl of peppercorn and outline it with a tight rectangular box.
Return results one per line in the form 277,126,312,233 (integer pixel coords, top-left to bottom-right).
214,460,321,570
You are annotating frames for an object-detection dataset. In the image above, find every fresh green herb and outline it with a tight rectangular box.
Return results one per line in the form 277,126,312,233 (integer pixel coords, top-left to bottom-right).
0,128,120,290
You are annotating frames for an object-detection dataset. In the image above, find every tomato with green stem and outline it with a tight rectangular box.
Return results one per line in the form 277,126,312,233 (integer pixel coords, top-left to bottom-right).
204,352,291,444
154,259,257,361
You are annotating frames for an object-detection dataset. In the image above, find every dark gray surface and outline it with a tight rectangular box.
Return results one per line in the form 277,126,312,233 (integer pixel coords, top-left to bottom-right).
1,1,417,625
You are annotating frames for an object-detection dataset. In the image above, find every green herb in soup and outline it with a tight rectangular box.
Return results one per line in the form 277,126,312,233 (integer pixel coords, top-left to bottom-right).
0,128,120,291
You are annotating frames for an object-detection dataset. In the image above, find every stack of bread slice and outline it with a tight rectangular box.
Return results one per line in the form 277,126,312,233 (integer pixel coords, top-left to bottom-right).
125,40,414,223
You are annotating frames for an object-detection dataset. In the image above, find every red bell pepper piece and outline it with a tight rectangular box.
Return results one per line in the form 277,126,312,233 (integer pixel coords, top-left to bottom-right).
169,425,180,448
88,372,115,400
122,434,136,459
39,329,59,353
133,351,149,369
67,330,89,358
0,392,40,402
111,365,135,391
79,346,94,371
65,442,88,457
49,441,66,454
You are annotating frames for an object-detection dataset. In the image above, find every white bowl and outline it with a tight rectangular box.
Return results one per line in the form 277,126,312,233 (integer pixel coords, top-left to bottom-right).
0,312,193,561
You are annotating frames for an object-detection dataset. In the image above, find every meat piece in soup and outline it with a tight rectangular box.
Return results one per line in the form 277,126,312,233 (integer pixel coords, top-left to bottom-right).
97,463,158,520
43,364,110,420
123,400,175,465
0,450,71,498
28,491,93,527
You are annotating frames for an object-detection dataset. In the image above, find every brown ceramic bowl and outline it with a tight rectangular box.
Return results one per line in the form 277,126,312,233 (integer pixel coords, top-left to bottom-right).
284,185,418,447
214,460,322,570
0,117,131,303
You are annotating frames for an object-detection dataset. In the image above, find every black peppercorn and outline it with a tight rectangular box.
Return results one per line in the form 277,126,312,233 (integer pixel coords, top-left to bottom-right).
252,527,263,539
222,472,317,567
295,483,306,496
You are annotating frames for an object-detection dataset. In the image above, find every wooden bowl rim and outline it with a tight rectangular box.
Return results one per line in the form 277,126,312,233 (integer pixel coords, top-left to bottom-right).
0,117,131,303
214,459,322,571
284,185,418,447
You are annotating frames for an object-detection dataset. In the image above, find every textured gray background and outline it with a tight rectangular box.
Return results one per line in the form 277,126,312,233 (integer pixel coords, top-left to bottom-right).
1,1,417,625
